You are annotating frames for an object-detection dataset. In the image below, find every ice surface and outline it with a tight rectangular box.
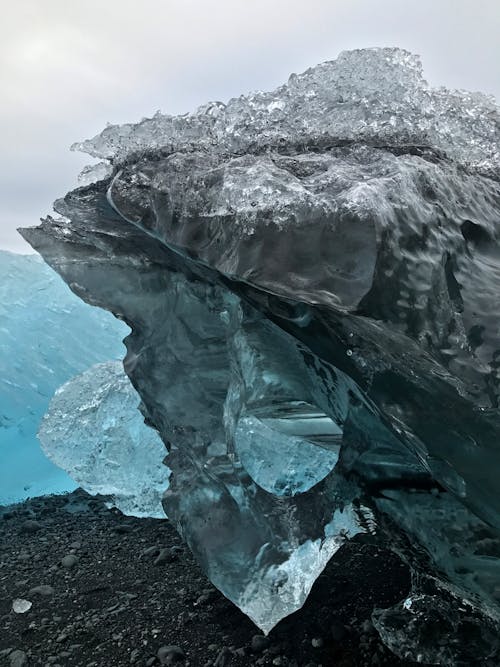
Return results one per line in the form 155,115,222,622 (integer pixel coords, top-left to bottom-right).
73,48,500,175
39,362,167,517
234,406,341,496
0,251,127,504
12,599,32,614
373,588,500,665
20,48,500,656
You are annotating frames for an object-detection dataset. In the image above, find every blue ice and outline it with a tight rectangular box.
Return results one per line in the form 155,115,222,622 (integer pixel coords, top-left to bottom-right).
0,250,127,504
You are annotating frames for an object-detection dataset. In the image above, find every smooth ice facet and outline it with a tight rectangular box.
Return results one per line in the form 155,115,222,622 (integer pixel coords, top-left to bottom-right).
235,406,341,496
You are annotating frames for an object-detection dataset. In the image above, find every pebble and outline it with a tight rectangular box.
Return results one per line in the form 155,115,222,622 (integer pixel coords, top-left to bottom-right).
213,647,230,666
153,548,177,566
194,593,211,606
142,545,160,558
272,657,287,666
361,618,376,634
157,644,186,664
129,648,140,663
29,585,54,596
9,650,28,667
251,634,270,653
60,554,79,568
20,519,41,533
267,643,282,656
113,524,132,534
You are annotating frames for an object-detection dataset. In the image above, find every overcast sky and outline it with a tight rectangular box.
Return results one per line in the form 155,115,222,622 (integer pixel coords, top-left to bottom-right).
1,0,499,253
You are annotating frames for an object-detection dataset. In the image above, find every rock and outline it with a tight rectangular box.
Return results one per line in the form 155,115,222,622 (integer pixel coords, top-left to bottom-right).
141,545,160,558
114,524,132,534
233,647,246,657
29,585,54,596
157,645,186,664
213,648,230,666
60,554,79,568
194,593,211,606
129,648,140,663
361,618,376,635
272,657,287,666
20,519,41,533
311,637,323,648
251,635,270,653
153,548,177,566
9,650,28,667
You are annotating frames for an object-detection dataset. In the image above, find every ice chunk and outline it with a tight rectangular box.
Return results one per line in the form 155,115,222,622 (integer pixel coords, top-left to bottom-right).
73,48,499,176
19,48,500,654
235,404,341,496
0,251,128,504
373,587,500,665
12,599,32,614
38,361,167,518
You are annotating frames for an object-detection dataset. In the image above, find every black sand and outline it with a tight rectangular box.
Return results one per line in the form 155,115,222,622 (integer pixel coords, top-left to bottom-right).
0,490,415,666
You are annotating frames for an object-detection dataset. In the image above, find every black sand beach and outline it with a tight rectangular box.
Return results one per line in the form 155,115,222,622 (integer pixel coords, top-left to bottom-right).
1,490,415,667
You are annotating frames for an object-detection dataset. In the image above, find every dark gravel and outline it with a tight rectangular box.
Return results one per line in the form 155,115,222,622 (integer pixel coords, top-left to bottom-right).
0,489,417,666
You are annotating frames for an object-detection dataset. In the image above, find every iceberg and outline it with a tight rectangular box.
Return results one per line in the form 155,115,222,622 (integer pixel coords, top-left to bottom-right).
0,251,128,504
20,47,500,659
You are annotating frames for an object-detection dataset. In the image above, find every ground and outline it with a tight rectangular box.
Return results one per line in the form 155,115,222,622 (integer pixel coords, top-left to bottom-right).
0,490,417,667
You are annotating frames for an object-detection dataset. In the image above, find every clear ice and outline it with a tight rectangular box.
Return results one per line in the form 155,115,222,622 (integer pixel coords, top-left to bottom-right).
19,48,500,660
0,250,127,503
38,361,167,518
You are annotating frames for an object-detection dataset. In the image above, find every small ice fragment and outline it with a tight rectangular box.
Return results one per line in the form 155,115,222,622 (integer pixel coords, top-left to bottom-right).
12,598,32,613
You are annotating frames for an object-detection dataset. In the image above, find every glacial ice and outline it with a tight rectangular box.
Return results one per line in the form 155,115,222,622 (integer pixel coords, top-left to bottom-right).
38,361,167,518
19,47,500,659
0,251,127,504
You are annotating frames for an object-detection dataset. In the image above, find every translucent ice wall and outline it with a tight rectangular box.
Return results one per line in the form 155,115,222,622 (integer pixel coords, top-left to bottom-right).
0,251,128,504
